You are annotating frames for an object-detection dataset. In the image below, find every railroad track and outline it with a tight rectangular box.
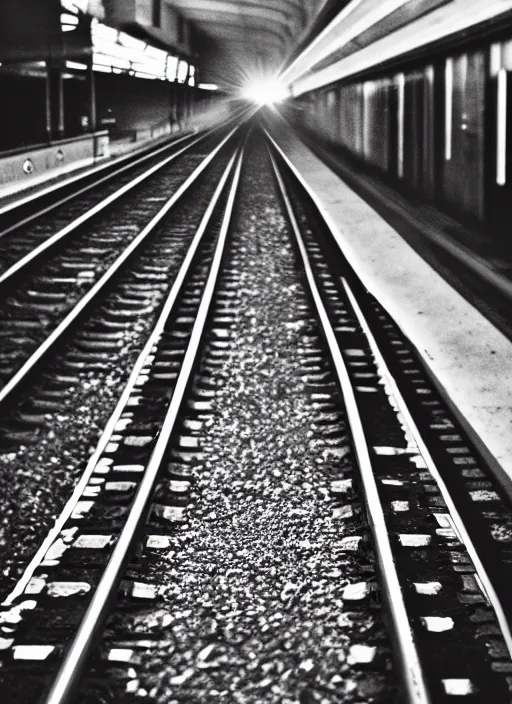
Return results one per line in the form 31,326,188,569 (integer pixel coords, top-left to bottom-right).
0,125,243,592
0,130,199,244
0,126,237,411
0,126,230,278
0,128,244,704
268,133,512,701
0,127,512,703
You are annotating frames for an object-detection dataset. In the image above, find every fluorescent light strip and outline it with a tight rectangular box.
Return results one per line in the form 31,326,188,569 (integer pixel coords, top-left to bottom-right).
61,13,79,25
320,0,412,72
281,0,366,82
397,73,405,177
167,56,179,81
90,21,193,84
445,58,453,162
283,0,410,86
93,53,118,68
355,85,362,154
491,43,502,77
131,61,162,75
497,68,508,186
118,32,147,51
177,60,189,83
93,21,119,43
289,0,512,98
145,44,166,59
93,37,145,63
66,61,87,70
363,81,371,158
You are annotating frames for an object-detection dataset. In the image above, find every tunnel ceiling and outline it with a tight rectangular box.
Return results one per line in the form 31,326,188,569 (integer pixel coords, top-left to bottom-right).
165,0,329,87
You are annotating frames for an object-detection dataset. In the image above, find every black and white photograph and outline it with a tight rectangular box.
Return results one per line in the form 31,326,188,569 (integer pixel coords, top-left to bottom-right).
0,1,512,702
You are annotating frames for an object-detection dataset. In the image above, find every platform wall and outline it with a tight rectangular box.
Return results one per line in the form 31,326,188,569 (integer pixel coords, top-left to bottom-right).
95,73,185,134
0,131,109,194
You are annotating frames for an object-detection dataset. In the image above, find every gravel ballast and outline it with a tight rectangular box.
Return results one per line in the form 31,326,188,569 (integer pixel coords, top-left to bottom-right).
115,136,399,703
0,158,229,601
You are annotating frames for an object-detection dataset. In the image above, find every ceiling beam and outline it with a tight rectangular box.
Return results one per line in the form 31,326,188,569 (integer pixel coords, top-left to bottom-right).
190,17,288,44
181,7,294,39
165,0,312,80
203,29,284,50
168,0,290,23
167,0,309,26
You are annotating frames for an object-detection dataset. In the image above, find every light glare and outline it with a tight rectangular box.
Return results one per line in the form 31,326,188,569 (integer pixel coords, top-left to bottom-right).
241,78,287,106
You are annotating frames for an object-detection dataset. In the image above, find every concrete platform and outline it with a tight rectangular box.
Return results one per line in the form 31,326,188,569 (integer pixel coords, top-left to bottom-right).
0,104,232,208
273,128,512,490
0,129,181,205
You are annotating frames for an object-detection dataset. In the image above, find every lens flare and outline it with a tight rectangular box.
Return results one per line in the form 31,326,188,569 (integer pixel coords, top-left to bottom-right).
241,78,288,106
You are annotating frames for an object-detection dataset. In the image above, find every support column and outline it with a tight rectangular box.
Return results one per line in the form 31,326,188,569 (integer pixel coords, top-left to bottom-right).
49,60,65,139
184,64,192,124
169,80,177,133
88,55,97,133
177,79,185,131
45,60,52,142
57,62,64,138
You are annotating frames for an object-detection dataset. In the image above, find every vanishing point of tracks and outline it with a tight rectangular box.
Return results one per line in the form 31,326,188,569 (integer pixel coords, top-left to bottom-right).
0,127,512,703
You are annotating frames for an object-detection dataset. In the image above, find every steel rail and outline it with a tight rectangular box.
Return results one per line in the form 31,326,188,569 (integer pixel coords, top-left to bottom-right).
43,144,245,704
269,147,431,704
265,127,512,661
0,132,199,239
0,131,197,225
0,127,237,408
263,127,512,482
341,277,512,659
4,148,239,610
0,129,213,287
